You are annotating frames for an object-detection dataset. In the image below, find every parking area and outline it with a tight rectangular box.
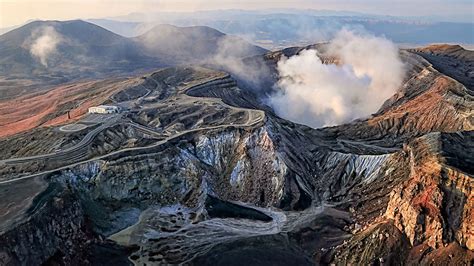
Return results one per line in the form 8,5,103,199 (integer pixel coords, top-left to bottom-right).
59,123,88,132
81,113,120,125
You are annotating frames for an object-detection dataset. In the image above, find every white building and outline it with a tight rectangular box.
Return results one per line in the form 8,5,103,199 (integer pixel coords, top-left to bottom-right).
88,105,120,114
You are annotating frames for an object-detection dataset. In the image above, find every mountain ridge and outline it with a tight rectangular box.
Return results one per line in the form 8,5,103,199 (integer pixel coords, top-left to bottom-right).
0,20,267,100
0,23,472,265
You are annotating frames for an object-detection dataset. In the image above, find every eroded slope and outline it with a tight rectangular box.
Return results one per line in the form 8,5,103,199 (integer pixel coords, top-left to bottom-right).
0,45,472,265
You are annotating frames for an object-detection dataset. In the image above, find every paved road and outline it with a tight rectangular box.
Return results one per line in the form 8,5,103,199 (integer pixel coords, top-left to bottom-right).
0,76,265,185
0,118,168,166
0,116,121,165
0,109,264,185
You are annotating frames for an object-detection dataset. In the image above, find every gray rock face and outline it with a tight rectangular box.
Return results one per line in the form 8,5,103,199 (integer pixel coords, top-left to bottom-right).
51,125,290,209
0,185,91,266
0,45,472,264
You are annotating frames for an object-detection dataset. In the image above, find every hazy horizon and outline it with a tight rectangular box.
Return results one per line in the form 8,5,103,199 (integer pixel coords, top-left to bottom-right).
1,0,473,28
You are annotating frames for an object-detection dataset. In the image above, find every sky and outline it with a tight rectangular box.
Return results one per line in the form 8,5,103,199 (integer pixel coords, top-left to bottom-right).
1,0,473,28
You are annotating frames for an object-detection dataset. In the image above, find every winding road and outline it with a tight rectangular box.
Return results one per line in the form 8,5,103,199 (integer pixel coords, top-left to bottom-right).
0,76,265,185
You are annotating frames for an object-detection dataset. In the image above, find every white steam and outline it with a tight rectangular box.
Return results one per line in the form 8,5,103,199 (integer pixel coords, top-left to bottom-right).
269,29,405,128
210,35,269,86
29,26,63,67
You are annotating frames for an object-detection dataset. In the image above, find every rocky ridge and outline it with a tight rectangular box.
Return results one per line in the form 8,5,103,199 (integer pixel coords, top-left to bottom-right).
0,44,472,265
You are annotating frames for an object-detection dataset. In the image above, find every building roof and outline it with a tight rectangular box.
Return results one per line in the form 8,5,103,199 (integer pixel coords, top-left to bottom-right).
94,105,119,109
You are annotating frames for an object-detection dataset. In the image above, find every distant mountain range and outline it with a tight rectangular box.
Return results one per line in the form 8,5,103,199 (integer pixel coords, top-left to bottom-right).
0,20,266,99
134,24,267,63
88,11,474,49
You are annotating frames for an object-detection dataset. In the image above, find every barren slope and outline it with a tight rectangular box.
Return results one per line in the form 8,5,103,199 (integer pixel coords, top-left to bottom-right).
0,45,472,265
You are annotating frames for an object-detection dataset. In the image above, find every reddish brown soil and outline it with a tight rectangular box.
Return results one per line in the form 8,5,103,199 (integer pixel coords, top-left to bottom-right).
0,78,134,138
368,76,469,133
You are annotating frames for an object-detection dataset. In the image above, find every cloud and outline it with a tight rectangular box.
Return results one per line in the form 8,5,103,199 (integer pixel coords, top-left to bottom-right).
29,26,63,67
268,28,405,128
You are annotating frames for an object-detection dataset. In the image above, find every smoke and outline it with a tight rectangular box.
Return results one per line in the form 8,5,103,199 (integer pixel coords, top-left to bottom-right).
268,29,405,128
29,26,63,67
210,35,271,88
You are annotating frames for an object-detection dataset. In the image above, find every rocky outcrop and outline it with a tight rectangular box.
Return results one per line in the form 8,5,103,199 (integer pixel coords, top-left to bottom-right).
411,44,474,89
311,152,391,201
385,132,473,251
195,127,289,207
330,132,473,264
53,125,293,210
332,221,411,265
408,242,474,265
0,46,472,265
0,184,93,265
322,52,473,148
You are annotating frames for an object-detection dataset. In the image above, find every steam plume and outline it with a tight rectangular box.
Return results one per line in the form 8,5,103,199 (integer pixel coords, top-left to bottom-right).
29,26,63,67
210,35,271,88
268,29,405,128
